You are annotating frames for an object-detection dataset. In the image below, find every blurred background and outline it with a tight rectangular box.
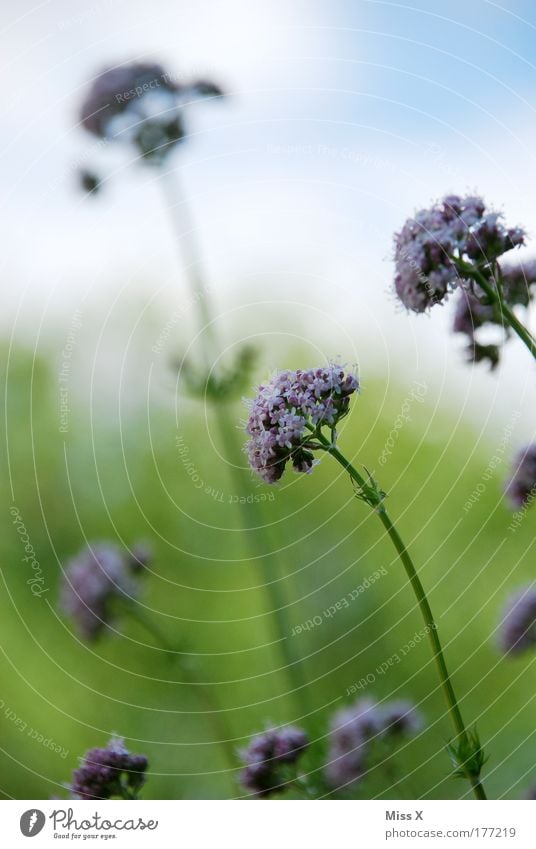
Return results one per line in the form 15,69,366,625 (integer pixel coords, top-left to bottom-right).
1,0,535,800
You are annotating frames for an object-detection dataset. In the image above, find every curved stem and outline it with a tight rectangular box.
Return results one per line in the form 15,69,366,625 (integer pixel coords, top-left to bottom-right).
124,606,237,771
314,433,487,800
458,262,536,360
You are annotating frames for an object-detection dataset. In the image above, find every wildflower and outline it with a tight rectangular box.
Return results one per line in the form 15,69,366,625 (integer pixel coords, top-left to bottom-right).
325,698,422,789
79,61,224,163
239,726,309,798
70,736,148,800
393,194,524,312
244,365,359,483
505,445,536,509
59,541,144,640
498,586,536,655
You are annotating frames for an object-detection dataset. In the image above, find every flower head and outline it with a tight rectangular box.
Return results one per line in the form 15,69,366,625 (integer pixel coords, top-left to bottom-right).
325,697,423,790
245,365,359,483
239,726,309,798
60,541,148,640
394,194,524,312
498,586,536,655
79,61,224,164
70,736,148,800
505,445,536,509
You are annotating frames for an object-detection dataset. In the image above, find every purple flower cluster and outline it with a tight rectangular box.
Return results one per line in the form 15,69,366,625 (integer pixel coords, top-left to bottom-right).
245,365,359,483
505,445,536,510
452,259,536,368
326,697,423,789
79,61,224,163
70,737,148,800
60,541,150,640
498,587,536,655
239,726,309,797
394,195,524,313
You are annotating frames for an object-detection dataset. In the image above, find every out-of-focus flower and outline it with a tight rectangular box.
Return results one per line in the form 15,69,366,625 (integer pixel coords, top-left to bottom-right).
70,736,148,800
79,61,224,164
505,445,536,509
452,259,536,368
245,365,359,484
238,726,309,798
498,586,536,655
325,697,423,790
59,541,148,640
393,195,524,313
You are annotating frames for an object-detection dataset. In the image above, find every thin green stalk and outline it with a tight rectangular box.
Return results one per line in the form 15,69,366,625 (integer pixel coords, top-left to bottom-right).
159,168,219,369
124,605,237,771
160,167,309,714
458,262,536,360
313,431,487,800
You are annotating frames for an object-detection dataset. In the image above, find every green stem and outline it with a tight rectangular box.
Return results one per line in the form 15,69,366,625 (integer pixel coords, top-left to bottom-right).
124,606,237,771
314,432,487,800
160,167,309,716
159,167,219,369
458,262,536,360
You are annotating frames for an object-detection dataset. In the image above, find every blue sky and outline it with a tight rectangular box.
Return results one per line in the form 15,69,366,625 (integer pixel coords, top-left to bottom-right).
1,0,535,438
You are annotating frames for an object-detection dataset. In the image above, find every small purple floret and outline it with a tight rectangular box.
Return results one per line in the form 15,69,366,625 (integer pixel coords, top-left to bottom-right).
70,736,148,800
239,726,309,797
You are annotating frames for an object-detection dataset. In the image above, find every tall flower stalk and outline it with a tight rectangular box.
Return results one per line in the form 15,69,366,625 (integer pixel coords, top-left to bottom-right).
244,366,488,800
160,167,311,713
77,61,310,714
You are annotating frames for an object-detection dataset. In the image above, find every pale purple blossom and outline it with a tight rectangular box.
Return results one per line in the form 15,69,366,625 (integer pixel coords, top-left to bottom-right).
394,194,524,312
245,365,359,484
